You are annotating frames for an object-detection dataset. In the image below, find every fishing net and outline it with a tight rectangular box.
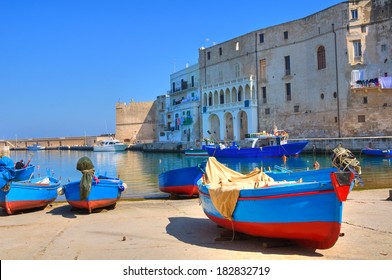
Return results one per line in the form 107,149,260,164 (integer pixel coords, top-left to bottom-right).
76,157,95,200
332,145,364,186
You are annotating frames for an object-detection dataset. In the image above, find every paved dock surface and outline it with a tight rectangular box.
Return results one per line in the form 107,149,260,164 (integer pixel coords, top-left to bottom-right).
1,189,391,260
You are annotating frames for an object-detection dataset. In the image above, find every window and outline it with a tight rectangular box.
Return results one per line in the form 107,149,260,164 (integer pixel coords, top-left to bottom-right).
238,90,242,102
235,63,240,78
218,71,223,82
361,25,366,33
265,108,270,115
284,31,288,39
284,56,291,76
259,59,266,81
208,95,212,106
219,47,222,56
207,51,211,60
363,97,368,104
259,33,264,43
351,9,358,20
235,41,240,51
294,105,299,113
321,93,324,100
191,76,194,87
381,44,387,52
317,46,326,70
262,87,267,104
353,40,362,57
286,83,291,101
358,115,366,123
220,93,224,104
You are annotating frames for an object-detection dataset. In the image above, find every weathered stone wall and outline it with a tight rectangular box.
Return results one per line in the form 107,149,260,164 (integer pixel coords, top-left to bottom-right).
115,101,157,143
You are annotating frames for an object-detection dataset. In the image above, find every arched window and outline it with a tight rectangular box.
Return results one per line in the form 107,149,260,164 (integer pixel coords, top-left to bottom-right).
317,46,326,70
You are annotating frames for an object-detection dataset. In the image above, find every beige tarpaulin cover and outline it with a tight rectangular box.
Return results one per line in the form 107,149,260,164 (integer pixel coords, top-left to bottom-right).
202,157,275,220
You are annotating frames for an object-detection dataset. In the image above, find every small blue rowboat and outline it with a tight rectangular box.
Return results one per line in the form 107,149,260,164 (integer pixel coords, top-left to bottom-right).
0,156,35,182
198,157,358,249
60,175,126,213
59,156,127,213
0,176,61,215
158,164,205,197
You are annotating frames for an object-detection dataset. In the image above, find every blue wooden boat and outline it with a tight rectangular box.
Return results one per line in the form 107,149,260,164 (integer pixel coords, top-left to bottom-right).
58,156,127,213
198,156,359,249
205,130,308,158
0,156,35,183
60,175,126,213
361,147,392,157
158,164,206,197
0,176,61,215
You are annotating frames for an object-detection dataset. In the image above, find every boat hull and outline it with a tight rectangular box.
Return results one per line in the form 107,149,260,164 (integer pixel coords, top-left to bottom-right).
93,145,128,152
361,148,392,157
184,149,209,157
63,176,124,213
159,166,204,196
206,141,309,158
198,177,347,249
0,177,60,215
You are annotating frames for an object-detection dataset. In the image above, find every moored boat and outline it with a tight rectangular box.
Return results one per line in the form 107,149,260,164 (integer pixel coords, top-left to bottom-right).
59,157,126,213
184,148,209,157
205,130,308,158
93,138,128,152
361,147,392,157
27,144,45,151
0,176,61,215
197,147,362,249
158,163,206,197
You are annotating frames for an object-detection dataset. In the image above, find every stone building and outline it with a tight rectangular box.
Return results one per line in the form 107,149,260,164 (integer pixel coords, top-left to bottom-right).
156,64,202,143
198,0,392,140
115,100,157,144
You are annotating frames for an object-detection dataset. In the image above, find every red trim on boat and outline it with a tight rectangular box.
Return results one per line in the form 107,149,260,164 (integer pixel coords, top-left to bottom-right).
1,199,55,215
205,212,341,249
159,185,198,196
67,198,118,213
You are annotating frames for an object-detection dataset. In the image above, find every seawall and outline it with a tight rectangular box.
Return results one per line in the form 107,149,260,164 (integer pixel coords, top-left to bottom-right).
129,136,392,154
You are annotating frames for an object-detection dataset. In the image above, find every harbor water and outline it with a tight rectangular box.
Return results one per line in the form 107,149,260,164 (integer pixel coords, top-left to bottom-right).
8,149,392,200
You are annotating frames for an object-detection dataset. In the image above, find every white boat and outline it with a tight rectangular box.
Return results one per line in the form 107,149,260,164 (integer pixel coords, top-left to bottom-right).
27,144,45,151
93,139,128,152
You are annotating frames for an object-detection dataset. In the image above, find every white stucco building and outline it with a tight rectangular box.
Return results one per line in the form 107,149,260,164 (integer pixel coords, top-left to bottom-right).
157,64,201,143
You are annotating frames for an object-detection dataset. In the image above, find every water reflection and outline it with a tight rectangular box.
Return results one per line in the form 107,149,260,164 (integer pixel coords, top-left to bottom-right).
7,150,392,198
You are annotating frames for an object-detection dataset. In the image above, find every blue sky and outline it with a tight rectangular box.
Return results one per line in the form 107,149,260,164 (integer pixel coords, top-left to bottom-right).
0,0,342,139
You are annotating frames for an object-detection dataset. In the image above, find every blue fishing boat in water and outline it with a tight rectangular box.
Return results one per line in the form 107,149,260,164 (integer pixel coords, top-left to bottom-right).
361,147,392,157
197,146,362,249
205,130,308,158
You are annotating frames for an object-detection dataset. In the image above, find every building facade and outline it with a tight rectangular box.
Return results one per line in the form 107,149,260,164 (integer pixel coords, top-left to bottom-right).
156,64,201,143
198,0,392,140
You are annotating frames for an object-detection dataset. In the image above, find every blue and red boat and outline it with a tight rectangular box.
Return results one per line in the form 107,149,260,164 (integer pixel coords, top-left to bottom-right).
61,175,126,213
198,156,359,249
361,147,392,157
159,163,206,197
59,156,126,213
0,176,61,215
205,130,308,158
